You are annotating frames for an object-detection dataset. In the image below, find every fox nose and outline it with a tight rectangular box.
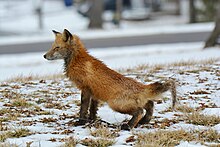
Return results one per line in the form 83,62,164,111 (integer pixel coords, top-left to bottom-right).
43,54,46,59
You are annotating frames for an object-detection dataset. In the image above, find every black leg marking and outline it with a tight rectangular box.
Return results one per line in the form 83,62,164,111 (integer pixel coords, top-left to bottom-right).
121,107,144,131
75,89,91,126
138,100,154,125
89,99,98,120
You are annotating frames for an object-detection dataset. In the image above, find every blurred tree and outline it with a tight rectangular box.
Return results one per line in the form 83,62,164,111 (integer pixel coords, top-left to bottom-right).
204,1,220,48
88,0,103,29
175,0,180,15
32,0,43,30
189,0,196,23
197,0,218,22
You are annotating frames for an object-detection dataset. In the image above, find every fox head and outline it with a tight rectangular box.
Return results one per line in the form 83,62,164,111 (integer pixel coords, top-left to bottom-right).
44,29,79,60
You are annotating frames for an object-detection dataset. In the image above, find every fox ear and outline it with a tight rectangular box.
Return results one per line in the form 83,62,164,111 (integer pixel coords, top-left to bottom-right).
52,30,60,36
62,29,72,42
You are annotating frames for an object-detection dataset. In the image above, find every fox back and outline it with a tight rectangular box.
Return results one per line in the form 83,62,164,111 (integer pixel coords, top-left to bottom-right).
44,30,150,102
44,29,177,130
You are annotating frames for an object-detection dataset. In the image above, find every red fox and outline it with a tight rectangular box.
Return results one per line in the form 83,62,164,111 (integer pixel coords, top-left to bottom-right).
44,29,177,130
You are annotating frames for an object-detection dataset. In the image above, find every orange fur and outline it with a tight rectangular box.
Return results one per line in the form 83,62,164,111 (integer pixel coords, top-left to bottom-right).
44,29,177,130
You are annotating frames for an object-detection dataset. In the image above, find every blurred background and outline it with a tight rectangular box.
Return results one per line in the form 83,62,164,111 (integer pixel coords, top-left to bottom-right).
0,0,219,53
0,0,220,80
0,0,218,32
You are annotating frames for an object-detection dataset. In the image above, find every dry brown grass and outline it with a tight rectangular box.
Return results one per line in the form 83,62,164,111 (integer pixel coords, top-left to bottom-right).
0,108,11,116
40,117,58,123
6,74,64,83
135,128,220,147
61,136,78,147
7,128,32,138
209,144,220,147
1,91,22,100
196,128,220,143
90,125,119,139
80,125,118,147
0,143,18,147
169,58,218,67
0,108,20,121
33,106,54,115
11,98,33,108
135,129,195,147
121,58,219,73
44,101,68,110
0,128,32,142
176,105,195,113
81,138,115,147
0,105,52,123
186,111,220,126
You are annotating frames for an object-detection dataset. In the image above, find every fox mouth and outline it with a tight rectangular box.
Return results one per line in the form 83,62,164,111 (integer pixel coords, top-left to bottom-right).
43,52,63,60
43,54,51,60
43,54,55,60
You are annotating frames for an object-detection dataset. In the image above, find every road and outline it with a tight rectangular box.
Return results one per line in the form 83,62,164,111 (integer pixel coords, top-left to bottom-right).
0,31,210,54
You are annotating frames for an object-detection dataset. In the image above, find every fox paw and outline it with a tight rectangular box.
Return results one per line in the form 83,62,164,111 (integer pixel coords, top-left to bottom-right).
121,123,131,131
74,119,88,126
138,118,151,125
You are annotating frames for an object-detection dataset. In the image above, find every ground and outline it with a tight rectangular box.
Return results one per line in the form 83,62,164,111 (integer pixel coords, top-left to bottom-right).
0,57,219,147
0,1,220,146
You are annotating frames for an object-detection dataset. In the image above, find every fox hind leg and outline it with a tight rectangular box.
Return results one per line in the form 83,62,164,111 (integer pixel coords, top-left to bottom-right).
138,100,154,125
121,107,145,130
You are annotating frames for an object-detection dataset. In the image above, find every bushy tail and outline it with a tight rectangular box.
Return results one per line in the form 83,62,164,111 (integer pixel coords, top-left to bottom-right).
148,79,177,108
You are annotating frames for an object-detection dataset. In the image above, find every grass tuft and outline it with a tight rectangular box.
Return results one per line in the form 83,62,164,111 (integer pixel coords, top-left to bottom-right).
90,125,119,139
0,108,20,121
197,128,220,143
81,138,115,147
1,91,22,100
6,74,64,83
186,111,220,126
0,143,18,147
11,98,32,108
7,128,32,138
135,128,220,146
176,105,195,113
0,128,32,141
135,129,194,147
61,136,78,147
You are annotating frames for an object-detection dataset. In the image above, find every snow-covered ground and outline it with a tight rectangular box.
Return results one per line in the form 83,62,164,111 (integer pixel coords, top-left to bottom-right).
0,41,220,147
0,42,220,82
0,45,219,146
0,1,220,146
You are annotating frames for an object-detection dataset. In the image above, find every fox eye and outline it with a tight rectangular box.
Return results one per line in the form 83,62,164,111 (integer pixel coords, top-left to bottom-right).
54,47,60,50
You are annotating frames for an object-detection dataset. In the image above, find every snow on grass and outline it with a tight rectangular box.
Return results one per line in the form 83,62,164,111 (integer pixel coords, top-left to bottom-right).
1,42,220,81
0,58,219,147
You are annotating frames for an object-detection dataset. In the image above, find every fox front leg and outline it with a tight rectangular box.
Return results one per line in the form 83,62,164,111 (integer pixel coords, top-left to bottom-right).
75,89,91,126
121,107,145,131
89,99,99,120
